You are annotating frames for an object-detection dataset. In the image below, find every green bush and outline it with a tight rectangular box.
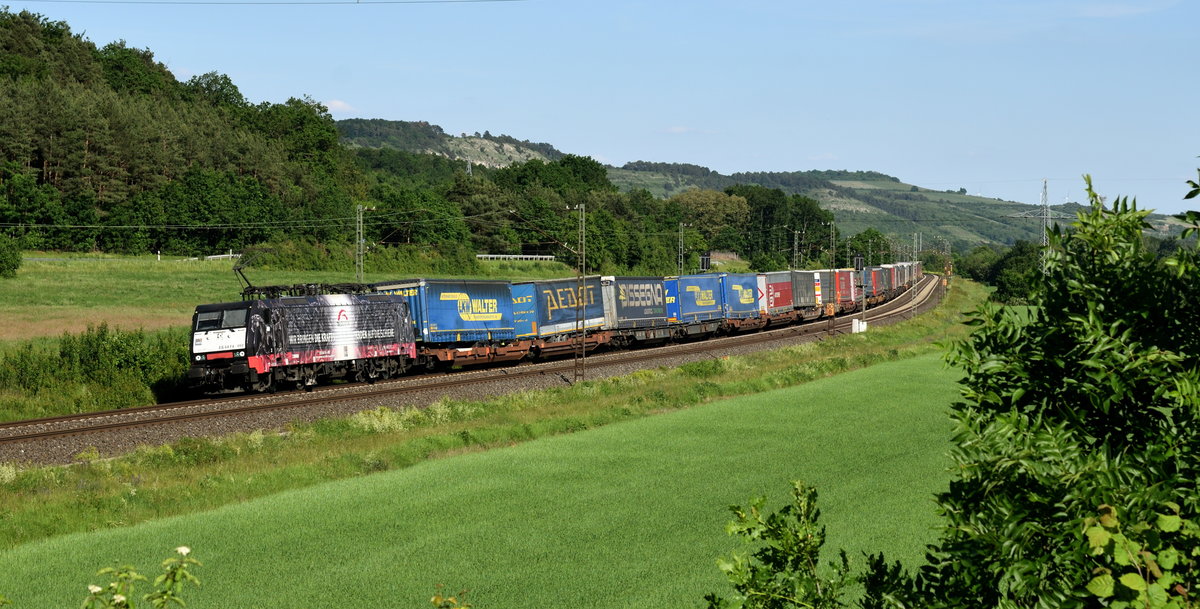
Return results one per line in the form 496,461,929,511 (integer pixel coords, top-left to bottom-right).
867,177,1200,607
0,325,189,420
705,481,851,609
0,235,20,279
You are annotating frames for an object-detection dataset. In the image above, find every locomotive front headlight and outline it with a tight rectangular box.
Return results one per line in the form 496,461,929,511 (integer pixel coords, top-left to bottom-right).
236,351,246,357
194,355,204,361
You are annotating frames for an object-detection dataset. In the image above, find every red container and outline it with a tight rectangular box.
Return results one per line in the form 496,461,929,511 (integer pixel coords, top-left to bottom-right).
761,271,794,315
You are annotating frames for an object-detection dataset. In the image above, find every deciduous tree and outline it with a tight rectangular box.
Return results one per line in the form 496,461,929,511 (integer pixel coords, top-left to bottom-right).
873,176,1200,608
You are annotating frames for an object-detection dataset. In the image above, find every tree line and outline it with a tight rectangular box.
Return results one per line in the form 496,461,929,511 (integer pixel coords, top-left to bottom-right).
0,9,910,276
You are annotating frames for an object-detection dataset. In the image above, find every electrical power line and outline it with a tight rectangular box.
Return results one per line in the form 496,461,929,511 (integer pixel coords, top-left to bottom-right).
0,209,505,231
17,0,522,5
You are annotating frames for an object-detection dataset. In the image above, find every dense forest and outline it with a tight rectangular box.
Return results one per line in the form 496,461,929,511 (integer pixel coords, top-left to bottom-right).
0,9,930,275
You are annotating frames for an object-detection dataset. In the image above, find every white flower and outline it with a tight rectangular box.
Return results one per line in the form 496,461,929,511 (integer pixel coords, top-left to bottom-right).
176,545,191,556
87,585,102,594
112,594,126,604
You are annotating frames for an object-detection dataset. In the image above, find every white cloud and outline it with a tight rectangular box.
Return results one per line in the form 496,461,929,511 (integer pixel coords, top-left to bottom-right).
325,99,356,113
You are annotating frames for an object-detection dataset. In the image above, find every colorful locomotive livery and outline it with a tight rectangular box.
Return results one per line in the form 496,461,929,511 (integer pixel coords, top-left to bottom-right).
188,262,923,393
189,293,416,392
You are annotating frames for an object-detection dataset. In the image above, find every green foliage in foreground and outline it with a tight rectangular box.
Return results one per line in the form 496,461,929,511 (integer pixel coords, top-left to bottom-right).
0,353,961,608
81,547,201,609
0,324,189,420
0,547,200,609
1080,503,1199,608
869,180,1200,607
706,481,852,609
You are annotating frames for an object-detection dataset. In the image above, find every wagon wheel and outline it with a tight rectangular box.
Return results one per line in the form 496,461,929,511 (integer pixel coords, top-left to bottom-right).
301,366,318,391
250,371,274,394
393,357,410,376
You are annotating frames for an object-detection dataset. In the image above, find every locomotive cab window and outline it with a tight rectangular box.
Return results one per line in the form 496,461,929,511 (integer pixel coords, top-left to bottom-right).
195,309,249,331
195,311,222,331
222,308,247,328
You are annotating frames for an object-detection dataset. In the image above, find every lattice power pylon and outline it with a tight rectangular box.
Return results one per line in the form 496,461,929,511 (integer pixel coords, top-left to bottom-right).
1008,179,1073,272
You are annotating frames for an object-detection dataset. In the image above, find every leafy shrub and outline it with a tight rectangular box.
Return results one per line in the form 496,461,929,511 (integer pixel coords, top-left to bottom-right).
0,325,189,419
880,178,1200,606
705,481,851,608
0,235,19,279
1081,503,1199,607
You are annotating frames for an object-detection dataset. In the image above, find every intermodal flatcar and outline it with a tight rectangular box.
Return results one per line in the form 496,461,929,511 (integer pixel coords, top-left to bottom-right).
188,260,927,393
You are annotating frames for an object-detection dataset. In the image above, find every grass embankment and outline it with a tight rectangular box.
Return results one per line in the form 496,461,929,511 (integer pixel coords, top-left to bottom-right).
0,279,986,550
0,351,962,608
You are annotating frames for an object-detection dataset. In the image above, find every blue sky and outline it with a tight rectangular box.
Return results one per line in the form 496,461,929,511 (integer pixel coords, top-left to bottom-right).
10,0,1199,214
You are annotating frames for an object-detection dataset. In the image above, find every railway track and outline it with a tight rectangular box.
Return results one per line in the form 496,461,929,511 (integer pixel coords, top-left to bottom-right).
0,275,945,459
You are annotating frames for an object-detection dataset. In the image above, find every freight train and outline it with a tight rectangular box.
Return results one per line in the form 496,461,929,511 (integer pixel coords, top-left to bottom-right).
187,263,923,393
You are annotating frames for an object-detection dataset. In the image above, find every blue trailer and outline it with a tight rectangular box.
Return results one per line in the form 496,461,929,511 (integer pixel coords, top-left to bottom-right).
721,273,762,319
372,279,515,343
665,278,681,323
675,274,724,323
511,277,605,339
511,283,538,340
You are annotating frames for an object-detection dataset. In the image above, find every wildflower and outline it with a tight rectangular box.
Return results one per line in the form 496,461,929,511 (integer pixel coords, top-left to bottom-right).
176,546,191,556
112,594,126,605
87,585,101,594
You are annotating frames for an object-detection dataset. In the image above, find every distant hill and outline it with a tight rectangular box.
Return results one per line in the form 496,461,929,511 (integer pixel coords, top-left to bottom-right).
608,162,1188,250
335,120,1187,251
337,119,566,168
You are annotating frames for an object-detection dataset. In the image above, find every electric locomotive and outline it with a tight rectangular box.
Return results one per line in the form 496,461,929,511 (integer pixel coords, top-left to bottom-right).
188,292,416,393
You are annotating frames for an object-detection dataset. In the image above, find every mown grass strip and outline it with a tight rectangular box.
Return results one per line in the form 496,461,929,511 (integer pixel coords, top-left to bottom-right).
0,353,961,608
0,280,986,552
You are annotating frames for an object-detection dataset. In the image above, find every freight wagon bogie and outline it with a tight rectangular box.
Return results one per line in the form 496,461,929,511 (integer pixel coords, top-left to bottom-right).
263,354,413,392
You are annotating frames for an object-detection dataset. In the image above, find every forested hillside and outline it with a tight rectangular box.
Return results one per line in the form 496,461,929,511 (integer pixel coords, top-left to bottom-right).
333,120,1054,253
0,9,855,275
0,8,1079,275
0,10,356,256
610,163,1083,249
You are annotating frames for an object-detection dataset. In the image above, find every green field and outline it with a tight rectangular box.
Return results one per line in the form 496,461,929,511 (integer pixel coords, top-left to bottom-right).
0,353,959,608
0,255,574,344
